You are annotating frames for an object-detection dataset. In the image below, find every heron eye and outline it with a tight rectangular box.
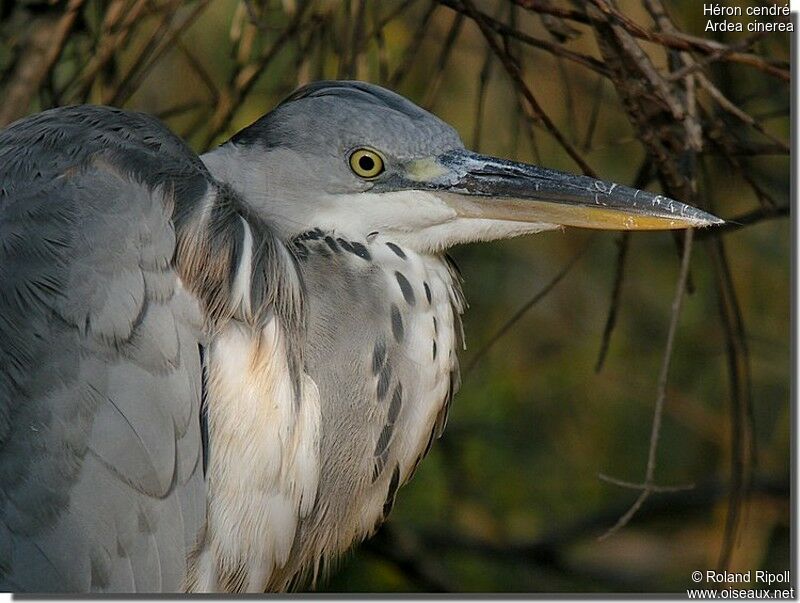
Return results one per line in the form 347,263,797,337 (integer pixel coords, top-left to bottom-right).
349,149,384,179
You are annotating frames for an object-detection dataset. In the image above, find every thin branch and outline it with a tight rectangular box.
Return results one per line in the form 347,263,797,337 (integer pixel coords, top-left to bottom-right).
66,0,150,104
102,0,181,105
421,11,465,109
107,0,210,107
464,238,591,376
174,37,220,100
594,231,630,373
0,0,85,126
581,75,605,152
706,233,756,572
360,0,421,53
597,473,693,493
201,1,312,149
664,32,770,81
344,0,368,79
154,100,206,120
696,74,789,155
460,0,597,177
705,116,782,210
387,0,438,88
417,475,787,568
370,2,390,85
437,0,610,77
515,0,789,80
599,229,695,541
509,0,789,80
594,159,656,372
470,16,495,151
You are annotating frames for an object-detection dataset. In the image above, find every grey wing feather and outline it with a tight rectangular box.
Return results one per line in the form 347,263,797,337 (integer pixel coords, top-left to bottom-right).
0,107,209,592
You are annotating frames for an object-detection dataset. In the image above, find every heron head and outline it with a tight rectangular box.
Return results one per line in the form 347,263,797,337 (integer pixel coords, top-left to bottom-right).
204,80,721,252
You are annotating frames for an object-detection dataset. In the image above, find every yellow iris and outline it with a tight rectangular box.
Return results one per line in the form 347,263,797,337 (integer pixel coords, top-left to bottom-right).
349,148,384,178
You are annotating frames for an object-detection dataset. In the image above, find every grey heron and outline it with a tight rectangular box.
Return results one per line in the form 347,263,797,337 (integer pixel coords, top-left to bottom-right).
0,80,721,593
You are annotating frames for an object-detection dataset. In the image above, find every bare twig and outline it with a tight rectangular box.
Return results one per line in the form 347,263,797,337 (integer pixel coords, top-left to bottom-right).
664,32,769,81
418,475,787,566
174,37,221,100
154,100,206,121
421,11,465,109
706,234,756,572
594,232,630,373
597,473,693,493
438,0,610,77
470,14,496,151
66,0,150,103
361,0,421,53
107,0,212,107
0,0,85,126
708,134,781,210
464,239,591,376
594,156,659,373
581,75,605,152
460,0,597,176
344,0,367,79
370,2,390,85
696,74,789,155
511,0,789,80
201,1,312,149
387,0,438,88
599,229,695,541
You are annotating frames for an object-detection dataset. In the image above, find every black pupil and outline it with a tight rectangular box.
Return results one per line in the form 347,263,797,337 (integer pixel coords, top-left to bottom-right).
358,155,375,171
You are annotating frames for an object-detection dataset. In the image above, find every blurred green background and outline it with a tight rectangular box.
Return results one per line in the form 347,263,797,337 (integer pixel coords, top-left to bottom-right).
0,0,789,592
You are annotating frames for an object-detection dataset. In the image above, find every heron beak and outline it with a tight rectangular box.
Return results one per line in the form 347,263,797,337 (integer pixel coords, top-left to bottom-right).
406,149,723,230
